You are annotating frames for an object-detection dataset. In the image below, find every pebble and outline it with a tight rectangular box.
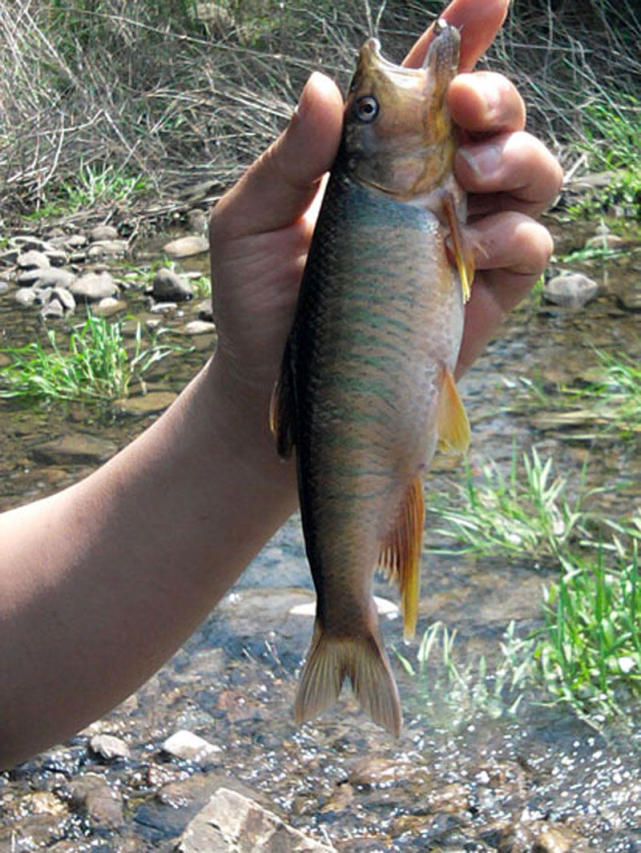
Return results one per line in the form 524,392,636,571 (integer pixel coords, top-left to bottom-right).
162,729,222,765
163,234,209,259
69,271,118,302
93,296,127,317
179,319,216,336
89,733,131,761
87,239,128,260
17,249,50,270
543,272,599,309
152,268,193,301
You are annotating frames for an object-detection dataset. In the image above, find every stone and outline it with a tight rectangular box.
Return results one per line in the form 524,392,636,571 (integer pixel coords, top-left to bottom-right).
17,249,50,270
177,787,335,852
69,271,118,302
89,734,131,761
10,234,47,251
150,301,178,314
615,283,641,312
42,247,68,267
196,298,213,321
543,272,600,309
69,774,124,829
0,248,19,265
40,299,65,320
187,209,209,234
152,268,194,301
90,224,119,242
162,729,222,765
93,296,127,317
32,434,118,465
163,234,209,259
87,239,128,259
117,391,178,416
48,232,87,250
179,320,216,336
0,282,9,295
15,286,38,307
17,267,76,288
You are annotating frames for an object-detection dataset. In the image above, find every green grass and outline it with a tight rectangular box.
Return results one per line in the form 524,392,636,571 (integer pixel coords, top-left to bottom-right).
430,447,591,564
0,314,184,402
562,351,641,435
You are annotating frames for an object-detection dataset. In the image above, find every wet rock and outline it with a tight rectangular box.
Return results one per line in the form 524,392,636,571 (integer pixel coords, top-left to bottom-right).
89,733,131,761
543,273,599,309
348,756,408,787
69,271,118,302
498,818,585,852
163,234,209,259
17,266,76,288
17,249,50,270
69,773,124,828
40,286,76,320
87,239,128,259
90,224,119,242
93,296,127,317
118,391,177,416
179,319,216,336
162,729,222,766
0,814,67,849
152,268,193,301
32,433,118,465
177,787,335,852
0,281,9,295
15,286,38,307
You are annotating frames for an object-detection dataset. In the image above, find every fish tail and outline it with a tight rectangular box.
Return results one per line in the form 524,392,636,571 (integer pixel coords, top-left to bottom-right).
294,618,402,737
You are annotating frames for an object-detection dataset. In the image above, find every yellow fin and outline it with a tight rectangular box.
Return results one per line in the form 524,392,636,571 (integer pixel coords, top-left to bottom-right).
437,368,470,454
378,476,425,640
294,618,401,737
443,192,474,302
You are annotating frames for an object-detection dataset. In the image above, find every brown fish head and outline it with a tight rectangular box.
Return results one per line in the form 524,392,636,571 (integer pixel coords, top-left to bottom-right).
343,20,460,199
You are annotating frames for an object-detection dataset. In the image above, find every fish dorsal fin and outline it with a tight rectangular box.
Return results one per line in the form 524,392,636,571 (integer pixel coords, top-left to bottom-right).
378,475,425,640
442,192,474,303
437,368,470,454
269,346,296,458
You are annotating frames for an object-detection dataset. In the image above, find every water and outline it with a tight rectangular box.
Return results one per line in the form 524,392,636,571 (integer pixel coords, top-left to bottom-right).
1,221,640,850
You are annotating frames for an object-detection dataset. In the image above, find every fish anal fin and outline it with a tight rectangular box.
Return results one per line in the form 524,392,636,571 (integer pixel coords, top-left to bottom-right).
294,619,402,737
378,475,425,640
269,349,295,458
437,367,470,454
442,192,475,302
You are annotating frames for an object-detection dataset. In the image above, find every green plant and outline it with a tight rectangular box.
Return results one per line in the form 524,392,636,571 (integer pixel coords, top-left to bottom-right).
0,314,185,402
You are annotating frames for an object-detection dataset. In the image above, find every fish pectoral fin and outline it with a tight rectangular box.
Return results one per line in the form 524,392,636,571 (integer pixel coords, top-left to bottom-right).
295,619,402,737
442,192,474,303
378,475,425,640
269,346,295,457
437,368,470,454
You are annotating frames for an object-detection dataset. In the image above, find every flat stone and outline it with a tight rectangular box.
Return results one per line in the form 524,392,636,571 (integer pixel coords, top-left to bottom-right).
87,239,128,259
543,273,599,309
32,433,118,465
10,235,47,251
118,391,177,416
17,249,50,270
162,729,222,765
17,267,76,288
179,320,216,336
69,774,124,829
163,235,209,259
152,268,193,301
90,224,119,242
177,787,335,852
93,296,127,317
89,734,131,761
69,271,118,302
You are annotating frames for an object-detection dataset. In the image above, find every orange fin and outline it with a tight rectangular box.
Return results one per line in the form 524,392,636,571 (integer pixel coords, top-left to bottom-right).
269,348,295,458
443,192,474,302
378,475,425,640
437,368,470,454
294,618,402,737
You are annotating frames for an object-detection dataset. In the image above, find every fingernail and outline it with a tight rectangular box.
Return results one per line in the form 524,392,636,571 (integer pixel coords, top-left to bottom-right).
458,143,502,182
293,72,317,123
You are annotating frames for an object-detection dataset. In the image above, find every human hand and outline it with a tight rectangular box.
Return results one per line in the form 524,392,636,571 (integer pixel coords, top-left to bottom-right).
208,0,562,417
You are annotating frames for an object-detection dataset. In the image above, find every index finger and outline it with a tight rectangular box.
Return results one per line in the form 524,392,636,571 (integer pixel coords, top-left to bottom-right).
403,0,509,72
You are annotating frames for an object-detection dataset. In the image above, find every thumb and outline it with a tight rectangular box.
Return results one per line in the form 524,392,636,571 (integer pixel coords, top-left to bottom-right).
212,72,343,238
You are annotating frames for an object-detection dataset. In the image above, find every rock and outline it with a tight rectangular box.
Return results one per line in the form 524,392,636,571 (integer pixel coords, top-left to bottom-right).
43,247,68,267
69,271,118,302
179,320,216,336
543,272,599,309
187,209,209,234
32,434,118,465
177,787,335,852
89,734,131,761
152,268,193,301
17,267,76,288
93,296,127,317
69,774,124,829
10,234,47,251
118,391,178,416
615,282,641,312
163,234,209,259
196,298,213,321
0,281,9,295
90,224,119,242
40,298,65,320
87,239,128,259
48,232,87,250
15,286,38,307
162,729,222,765
17,249,50,270
0,248,19,265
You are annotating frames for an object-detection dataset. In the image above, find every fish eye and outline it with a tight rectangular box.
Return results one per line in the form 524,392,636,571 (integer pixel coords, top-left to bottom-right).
354,95,379,123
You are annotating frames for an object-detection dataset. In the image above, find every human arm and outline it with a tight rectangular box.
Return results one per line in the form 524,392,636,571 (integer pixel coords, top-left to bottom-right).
0,0,562,767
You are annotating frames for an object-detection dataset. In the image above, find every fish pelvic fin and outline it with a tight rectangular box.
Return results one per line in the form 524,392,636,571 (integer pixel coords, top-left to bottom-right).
294,619,402,737
269,343,295,457
378,475,425,640
437,367,470,454
443,191,475,303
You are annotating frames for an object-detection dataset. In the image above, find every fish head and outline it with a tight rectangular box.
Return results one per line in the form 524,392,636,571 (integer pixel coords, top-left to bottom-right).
343,20,460,199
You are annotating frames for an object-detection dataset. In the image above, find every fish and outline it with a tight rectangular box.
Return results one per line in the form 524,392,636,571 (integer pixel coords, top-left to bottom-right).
271,19,474,736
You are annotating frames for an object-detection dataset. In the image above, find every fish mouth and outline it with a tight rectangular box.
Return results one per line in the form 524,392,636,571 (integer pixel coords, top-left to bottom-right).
359,19,460,85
